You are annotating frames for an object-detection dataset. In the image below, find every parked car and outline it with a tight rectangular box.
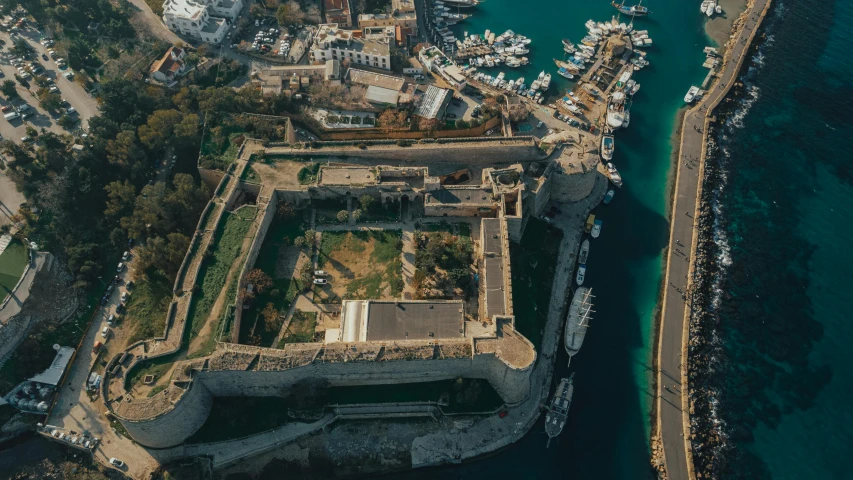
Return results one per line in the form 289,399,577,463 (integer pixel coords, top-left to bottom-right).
92,341,103,353
122,251,130,261
109,458,124,468
313,278,328,285
314,270,327,276
121,291,129,302
107,314,115,326
100,326,110,338
116,262,124,272
116,303,125,314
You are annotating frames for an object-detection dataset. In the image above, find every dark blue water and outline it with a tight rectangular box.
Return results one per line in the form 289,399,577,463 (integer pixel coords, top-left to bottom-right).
691,0,853,478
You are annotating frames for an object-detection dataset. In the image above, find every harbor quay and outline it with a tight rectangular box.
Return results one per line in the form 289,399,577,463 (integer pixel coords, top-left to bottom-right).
654,0,773,479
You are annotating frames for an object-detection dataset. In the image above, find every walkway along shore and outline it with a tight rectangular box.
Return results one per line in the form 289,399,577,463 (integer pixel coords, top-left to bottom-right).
655,0,774,479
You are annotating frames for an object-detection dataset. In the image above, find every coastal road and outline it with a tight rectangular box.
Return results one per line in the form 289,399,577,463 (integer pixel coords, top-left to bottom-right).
657,0,773,479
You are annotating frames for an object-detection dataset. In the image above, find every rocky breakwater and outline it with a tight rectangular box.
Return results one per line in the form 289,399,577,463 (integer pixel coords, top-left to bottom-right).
684,78,752,480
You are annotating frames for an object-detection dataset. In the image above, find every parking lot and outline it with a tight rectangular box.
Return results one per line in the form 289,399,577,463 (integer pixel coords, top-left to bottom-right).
231,21,315,64
0,26,98,142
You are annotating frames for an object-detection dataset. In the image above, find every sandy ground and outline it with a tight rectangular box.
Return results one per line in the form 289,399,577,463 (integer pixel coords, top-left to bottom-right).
704,0,749,52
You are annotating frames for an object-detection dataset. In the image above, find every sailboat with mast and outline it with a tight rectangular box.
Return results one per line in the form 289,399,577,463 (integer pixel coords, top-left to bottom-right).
611,0,650,17
564,287,595,360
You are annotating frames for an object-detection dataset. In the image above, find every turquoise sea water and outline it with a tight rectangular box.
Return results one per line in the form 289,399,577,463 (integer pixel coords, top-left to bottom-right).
694,0,853,477
395,1,712,478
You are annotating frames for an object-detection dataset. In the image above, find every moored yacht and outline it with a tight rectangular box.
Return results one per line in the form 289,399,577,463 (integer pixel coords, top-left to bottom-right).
591,219,602,239
606,162,623,187
684,85,700,103
601,134,614,161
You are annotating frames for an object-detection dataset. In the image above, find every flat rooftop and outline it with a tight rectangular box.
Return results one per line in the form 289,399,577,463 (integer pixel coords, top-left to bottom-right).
482,218,502,254
365,301,465,341
319,166,376,185
426,187,494,205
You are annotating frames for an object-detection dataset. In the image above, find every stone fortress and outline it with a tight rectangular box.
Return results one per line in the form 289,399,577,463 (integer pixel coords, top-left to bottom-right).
102,130,602,450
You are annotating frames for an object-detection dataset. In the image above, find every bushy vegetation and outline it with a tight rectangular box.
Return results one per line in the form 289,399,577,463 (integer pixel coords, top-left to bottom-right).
413,229,474,299
297,162,320,184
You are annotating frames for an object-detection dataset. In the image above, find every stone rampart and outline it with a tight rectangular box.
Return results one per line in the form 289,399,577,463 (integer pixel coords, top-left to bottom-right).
120,380,213,449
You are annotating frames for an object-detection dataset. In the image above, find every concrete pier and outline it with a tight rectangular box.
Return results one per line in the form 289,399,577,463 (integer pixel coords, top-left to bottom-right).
655,0,774,479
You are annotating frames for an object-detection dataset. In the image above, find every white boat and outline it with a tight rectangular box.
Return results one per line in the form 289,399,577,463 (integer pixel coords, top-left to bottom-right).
564,288,594,356
606,162,623,187
705,3,715,16
591,219,602,239
576,264,586,285
715,5,722,13
578,239,590,265
541,73,552,90
684,85,700,103
700,0,713,13
631,82,641,95
557,68,575,80
601,134,614,161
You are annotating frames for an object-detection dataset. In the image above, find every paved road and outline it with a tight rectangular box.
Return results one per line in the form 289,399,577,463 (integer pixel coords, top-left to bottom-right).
657,1,772,479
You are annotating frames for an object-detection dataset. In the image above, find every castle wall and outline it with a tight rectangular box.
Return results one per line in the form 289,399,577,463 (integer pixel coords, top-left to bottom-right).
199,168,225,192
120,381,213,448
118,350,532,448
549,166,598,203
424,204,498,218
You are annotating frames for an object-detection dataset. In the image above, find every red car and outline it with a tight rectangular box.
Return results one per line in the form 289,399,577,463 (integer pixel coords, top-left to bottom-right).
1,105,10,112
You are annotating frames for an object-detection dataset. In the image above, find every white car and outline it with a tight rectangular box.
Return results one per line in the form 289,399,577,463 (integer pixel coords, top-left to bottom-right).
121,291,129,302
314,270,327,276
107,314,115,326
122,251,130,261
313,278,328,285
109,458,124,468
116,262,124,272
101,326,110,338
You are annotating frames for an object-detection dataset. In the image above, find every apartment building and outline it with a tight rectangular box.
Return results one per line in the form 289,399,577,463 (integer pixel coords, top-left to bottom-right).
162,0,243,43
311,24,391,70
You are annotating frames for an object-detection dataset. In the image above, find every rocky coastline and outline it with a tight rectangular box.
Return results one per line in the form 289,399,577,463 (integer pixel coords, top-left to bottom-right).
684,35,770,480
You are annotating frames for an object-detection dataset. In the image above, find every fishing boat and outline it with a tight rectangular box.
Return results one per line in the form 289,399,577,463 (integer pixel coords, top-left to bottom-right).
684,85,700,103
545,374,575,447
603,189,615,204
601,134,614,161
564,288,594,357
557,68,575,80
562,38,576,53
606,162,623,187
612,0,649,16
576,264,586,285
442,0,480,8
578,239,589,265
541,73,552,90
591,219,602,239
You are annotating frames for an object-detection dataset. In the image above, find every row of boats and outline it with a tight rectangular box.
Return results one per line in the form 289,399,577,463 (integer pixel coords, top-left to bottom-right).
464,70,551,102
700,0,723,17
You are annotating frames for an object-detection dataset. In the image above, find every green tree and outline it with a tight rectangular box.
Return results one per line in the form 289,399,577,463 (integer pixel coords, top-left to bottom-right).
37,88,62,111
336,210,348,222
276,1,305,26
358,194,374,211
104,180,137,221
137,109,183,151
58,115,77,129
352,209,362,221
1,80,18,98
11,38,31,57
244,269,273,293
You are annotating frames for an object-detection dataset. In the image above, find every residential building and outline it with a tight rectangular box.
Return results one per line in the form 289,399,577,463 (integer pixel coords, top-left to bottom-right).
323,0,352,28
311,24,391,71
149,46,187,83
418,45,467,90
162,0,243,43
358,12,418,37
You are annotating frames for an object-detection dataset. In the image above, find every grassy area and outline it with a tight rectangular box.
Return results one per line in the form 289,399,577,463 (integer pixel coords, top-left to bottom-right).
187,206,257,344
124,355,174,391
328,379,504,413
278,311,317,347
510,218,563,349
413,226,474,300
239,210,308,345
0,238,28,292
421,221,472,238
185,397,292,444
242,165,261,183
125,271,173,343
315,230,403,302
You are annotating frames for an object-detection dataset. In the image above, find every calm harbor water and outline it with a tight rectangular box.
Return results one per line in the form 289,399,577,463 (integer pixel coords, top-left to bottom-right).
396,0,711,478
698,0,853,477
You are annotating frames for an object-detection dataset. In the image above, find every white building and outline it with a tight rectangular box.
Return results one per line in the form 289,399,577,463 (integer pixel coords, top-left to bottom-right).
418,45,466,90
311,24,391,71
162,0,243,44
